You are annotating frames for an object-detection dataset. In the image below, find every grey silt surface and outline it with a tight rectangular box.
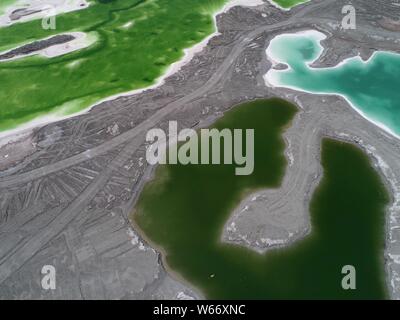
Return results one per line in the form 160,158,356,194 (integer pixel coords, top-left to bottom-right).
0,0,400,299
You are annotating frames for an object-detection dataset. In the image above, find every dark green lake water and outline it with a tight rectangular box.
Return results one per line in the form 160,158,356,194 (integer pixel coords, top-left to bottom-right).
133,99,389,299
266,30,400,137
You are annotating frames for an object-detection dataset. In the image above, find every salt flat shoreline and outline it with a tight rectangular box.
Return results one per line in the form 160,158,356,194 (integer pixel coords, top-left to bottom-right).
221,19,400,297
0,32,96,62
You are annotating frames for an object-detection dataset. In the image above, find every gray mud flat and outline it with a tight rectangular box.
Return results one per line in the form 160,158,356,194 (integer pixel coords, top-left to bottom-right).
0,0,400,299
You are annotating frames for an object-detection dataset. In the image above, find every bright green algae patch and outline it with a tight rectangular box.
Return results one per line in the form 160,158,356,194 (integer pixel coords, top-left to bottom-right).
0,0,308,131
133,99,388,299
266,30,400,137
0,0,227,130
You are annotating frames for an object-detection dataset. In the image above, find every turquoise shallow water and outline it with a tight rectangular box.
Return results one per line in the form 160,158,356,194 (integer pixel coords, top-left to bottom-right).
265,30,400,137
